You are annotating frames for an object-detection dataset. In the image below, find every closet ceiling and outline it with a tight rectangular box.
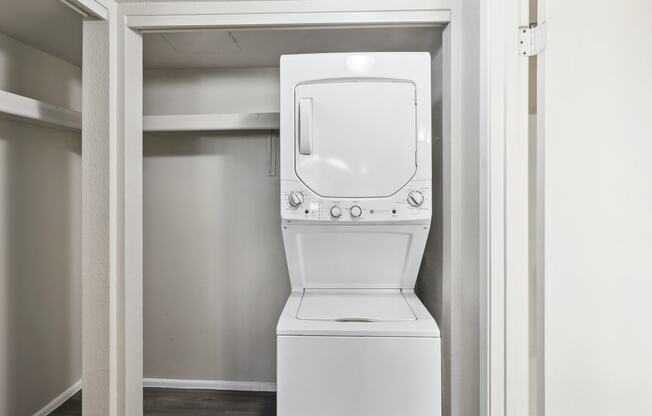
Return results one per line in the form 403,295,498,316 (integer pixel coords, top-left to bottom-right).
0,0,440,70
0,0,82,66
143,26,442,69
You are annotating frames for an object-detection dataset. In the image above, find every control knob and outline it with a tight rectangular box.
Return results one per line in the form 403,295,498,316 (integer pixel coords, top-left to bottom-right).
288,191,304,208
350,205,362,218
330,206,342,218
407,191,425,207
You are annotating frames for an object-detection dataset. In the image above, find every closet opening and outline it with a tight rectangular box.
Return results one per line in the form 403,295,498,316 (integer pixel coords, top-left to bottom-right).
141,24,447,413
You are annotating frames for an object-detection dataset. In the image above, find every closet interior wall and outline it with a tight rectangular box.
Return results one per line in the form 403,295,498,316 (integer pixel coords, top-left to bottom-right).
0,32,82,416
141,26,445,389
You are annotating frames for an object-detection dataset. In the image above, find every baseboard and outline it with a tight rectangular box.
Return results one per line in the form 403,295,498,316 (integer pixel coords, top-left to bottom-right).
144,377,276,392
32,379,81,416
31,377,273,415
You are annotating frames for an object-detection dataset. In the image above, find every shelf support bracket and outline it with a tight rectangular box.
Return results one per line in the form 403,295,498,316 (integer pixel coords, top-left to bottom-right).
267,130,278,176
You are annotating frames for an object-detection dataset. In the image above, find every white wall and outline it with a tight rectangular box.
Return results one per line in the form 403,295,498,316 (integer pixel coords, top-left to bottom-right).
144,68,279,115
0,32,81,112
0,33,82,415
542,0,652,414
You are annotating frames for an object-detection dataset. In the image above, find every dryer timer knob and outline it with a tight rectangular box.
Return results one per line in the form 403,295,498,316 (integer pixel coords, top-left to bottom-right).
350,205,362,218
288,192,304,208
407,191,425,207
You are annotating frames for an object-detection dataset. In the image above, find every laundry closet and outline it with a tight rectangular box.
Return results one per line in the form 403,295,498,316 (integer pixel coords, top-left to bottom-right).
140,23,446,395
125,10,463,414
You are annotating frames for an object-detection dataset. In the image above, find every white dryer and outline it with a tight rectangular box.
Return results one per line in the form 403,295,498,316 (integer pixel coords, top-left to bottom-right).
277,52,441,416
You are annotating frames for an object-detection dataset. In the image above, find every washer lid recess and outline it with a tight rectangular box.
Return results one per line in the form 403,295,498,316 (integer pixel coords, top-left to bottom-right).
297,289,416,322
294,80,417,198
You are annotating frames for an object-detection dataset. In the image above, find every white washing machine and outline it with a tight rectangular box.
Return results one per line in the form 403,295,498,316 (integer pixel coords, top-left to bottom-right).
277,52,441,416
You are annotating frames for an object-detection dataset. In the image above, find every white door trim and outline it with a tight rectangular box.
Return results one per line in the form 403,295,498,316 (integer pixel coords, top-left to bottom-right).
59,0,108,20
103,3,463,416
481,0,532,414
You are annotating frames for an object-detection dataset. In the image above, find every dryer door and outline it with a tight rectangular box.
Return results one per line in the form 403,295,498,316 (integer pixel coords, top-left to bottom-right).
294,81,417,198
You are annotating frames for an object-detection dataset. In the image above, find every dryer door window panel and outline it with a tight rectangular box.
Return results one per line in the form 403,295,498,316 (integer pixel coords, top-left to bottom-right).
294,81,417,199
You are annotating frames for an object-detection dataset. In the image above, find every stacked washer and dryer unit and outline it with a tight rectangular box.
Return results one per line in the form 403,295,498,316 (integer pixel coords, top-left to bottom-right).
277,52,441,416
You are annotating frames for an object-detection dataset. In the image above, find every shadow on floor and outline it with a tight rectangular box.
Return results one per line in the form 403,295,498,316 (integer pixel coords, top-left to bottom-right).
51,388,276,416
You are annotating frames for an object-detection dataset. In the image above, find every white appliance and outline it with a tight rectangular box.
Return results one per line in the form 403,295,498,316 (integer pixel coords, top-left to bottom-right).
277,52,441,416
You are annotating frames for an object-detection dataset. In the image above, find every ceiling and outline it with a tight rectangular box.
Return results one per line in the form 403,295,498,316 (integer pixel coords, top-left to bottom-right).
143,26,442,69
0,0,83,66
0,1,440,70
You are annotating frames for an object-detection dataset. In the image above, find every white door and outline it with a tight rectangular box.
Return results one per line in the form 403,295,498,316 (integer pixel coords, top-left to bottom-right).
540,0,652,414
294,81,417,198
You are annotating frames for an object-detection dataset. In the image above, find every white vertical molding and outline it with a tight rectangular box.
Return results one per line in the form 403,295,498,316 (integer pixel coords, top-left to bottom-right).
123,26,144,416
444,4,467,415
535,0,545,414
478,0,497,413
487,0,507,412
107,1,124,414
504,0,530,414
441,22,453,416
82,18,112,416
483,0,532,414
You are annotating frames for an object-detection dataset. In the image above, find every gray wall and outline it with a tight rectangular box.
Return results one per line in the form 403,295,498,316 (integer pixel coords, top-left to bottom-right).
415,39,447,413
143,68,289,382
143,131,290,382
0,32,82,415
457,1,481,415
143,44,445,384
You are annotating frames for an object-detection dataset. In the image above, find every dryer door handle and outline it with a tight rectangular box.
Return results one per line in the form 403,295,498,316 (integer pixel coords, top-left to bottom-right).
298,98,313,155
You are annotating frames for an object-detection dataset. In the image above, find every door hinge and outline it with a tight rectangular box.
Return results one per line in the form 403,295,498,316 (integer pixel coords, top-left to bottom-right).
519,22,546,56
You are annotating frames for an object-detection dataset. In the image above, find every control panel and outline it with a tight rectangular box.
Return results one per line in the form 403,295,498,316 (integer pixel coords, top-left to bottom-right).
281,179,431,223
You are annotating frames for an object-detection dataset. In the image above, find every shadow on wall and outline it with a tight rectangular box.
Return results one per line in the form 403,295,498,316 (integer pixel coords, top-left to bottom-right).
0,119,82,415
414,45,446,416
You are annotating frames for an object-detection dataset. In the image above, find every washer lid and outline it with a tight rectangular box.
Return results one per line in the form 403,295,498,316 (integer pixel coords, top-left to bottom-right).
297,289,416,322
294,80,417,198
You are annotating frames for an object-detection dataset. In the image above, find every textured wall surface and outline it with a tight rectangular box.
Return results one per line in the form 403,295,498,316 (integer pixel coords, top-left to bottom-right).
81,19,112,416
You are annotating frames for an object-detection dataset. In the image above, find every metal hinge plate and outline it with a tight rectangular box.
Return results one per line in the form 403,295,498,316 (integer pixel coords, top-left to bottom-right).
519,22,546,56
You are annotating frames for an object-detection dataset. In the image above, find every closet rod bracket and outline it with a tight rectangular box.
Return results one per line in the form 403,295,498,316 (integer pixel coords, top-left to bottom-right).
267,130,279,176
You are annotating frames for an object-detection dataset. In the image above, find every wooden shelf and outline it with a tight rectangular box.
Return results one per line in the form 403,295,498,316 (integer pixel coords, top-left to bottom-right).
0,90,81,131
143,112,280,133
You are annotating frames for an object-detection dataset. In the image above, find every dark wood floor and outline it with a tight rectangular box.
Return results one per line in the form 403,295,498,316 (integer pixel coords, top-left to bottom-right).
50,388,276,416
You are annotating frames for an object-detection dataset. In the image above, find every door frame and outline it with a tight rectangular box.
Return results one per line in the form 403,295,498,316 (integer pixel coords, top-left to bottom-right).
480,0,533,414
79,1,508,416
